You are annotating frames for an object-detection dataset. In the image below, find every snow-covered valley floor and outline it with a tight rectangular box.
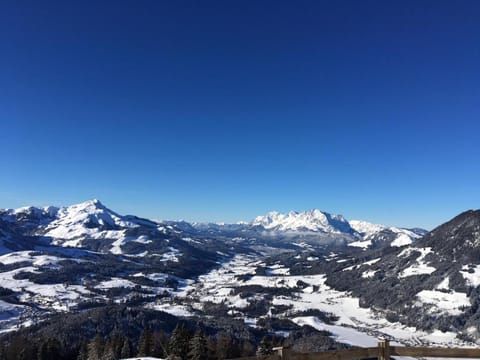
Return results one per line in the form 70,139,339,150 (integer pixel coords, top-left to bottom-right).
155,255,474,348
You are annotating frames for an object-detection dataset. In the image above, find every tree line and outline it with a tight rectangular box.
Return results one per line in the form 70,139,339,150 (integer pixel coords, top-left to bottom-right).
0,323,280,360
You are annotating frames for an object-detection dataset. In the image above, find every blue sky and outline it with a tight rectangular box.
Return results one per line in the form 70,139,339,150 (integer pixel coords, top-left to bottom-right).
1,1,479,229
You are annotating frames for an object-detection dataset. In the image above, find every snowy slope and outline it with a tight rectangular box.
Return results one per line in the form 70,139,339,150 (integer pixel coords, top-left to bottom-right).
349,220,423,248
166,254,472,347
349,220,385,237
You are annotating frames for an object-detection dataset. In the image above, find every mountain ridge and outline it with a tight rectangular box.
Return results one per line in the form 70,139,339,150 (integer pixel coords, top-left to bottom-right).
1,200,480,350
1,200,427,252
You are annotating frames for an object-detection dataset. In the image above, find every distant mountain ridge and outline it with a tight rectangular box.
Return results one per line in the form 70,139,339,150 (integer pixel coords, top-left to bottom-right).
247,209,426,249
1,200,427,252
252,209,354,233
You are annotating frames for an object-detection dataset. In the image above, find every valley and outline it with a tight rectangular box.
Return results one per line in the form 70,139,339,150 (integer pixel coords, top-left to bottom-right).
0,200,480,357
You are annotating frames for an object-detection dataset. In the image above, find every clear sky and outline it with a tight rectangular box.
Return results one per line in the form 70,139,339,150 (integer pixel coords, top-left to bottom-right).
1,1,479,229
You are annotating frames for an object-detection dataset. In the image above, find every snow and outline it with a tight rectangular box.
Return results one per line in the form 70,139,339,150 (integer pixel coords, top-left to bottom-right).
41,200,141,252
363,258,381,266
183,237,201,244
132,235,152,244
391,227,421,238
271,275,462,345
252,209,351,233
0,300,25,333
111,234,154,254
110,233,129,254
0,251,63,266
436,277,450,290
349,220,385,237
145,273,170,282
391,233,413,247
343,258,379,272
292,316,381,347
169,255,466,347
158,247,181,262
416,290,470,316
0,255,92,311
244,317,257,328
390,228,421,247
266,265,290,275
400,263,436,277
398,247,415,258
362,270,377,278
96,278,136,289
348,240,372,249
292,242,314,249
230,296,249,309
149,303,192,317
399,248,436,278
460,265,480,287
349,221,420,248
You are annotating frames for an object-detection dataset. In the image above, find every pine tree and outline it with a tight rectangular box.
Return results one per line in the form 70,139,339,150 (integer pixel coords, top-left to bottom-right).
77,339,89,360
206,335,216,360
87,335,105,360
38,338,61,360
256,336,273,357
241,340,255,357
169,323,191,360
110,336,123,359
188,330,209,360
153,330,169,358
138,329,154,356
17,347,28,360
215,333,233,360
101,341,117,360
6,335,28,360
120,338,132,359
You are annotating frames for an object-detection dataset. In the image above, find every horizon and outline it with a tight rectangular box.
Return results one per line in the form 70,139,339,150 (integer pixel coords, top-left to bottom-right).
2,1,480,230
3,197,478,231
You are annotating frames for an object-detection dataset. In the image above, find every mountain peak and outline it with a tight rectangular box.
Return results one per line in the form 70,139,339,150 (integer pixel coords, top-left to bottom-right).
431,209,480,234
421,209,480,255
252,208,352,233
74,199,106,210
349,220,386,237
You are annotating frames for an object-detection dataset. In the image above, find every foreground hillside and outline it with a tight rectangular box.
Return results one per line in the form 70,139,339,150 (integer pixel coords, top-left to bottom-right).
1,200,480,359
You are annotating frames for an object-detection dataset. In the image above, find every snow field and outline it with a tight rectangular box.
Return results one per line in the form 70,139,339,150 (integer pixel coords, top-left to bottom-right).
166,255,472,348
399,247,436,278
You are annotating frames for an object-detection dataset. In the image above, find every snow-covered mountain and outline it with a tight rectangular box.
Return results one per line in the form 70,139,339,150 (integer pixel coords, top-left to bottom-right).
349,220,385,237
4,199,461,356
324,209,480,340
247,209,424,249
252,209,354,234
0,201,426,256
42,199,143,248
348,219,425,248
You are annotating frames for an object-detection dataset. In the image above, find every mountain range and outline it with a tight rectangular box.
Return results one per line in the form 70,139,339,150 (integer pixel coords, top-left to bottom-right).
0,199,479,356
0,200,424,255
